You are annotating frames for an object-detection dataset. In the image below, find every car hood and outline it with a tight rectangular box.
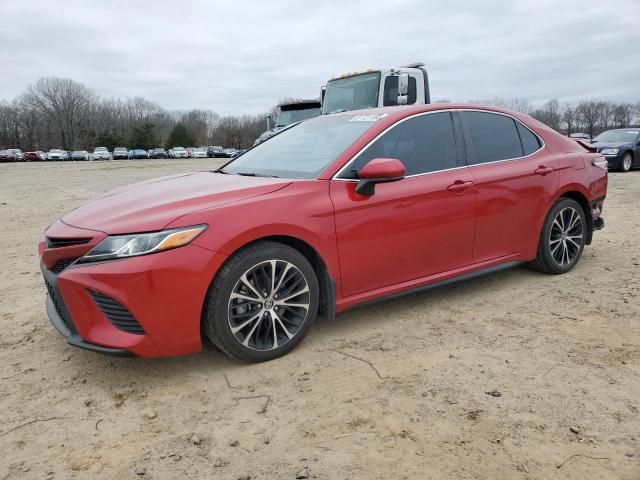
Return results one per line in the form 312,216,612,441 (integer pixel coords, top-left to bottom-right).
62,171,292,234
592,141,634,149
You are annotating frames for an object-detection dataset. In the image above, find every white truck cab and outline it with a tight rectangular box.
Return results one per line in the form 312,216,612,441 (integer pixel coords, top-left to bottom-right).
321,62,430,115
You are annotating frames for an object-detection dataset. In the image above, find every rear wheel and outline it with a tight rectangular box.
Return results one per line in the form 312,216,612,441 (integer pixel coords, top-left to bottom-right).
620,152,633,172
203,241,319,362
530,197,586,274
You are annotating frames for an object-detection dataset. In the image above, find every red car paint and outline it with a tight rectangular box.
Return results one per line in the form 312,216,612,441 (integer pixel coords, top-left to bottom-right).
39,104,607,358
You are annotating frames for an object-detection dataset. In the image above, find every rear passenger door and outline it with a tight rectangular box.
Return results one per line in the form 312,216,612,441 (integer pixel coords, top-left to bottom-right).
460,111,557,262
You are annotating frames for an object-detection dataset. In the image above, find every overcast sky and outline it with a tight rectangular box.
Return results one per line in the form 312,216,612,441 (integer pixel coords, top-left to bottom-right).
1,0,638,115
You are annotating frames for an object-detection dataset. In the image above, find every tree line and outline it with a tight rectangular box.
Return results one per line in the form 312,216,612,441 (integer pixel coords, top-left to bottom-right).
1,77,639,151
0,77,271,151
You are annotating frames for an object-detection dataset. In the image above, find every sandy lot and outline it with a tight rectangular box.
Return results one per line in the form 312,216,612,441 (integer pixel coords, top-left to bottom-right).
0,159,638,480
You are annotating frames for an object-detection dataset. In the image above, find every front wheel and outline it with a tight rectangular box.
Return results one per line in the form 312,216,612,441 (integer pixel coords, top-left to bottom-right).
529,197,587,274
203,241,319,362
620,152,633,172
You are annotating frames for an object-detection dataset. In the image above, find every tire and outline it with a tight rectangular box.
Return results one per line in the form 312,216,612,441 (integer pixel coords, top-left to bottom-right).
529,197,587,274
203,241,319,362
620,152,633,172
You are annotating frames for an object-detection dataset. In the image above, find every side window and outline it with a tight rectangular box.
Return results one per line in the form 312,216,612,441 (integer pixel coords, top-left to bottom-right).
463,111,524,164
383,76,417,106
340,112,458,178
516,121,542,156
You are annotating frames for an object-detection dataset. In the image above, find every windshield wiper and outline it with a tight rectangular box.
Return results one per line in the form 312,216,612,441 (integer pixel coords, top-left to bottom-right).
235,172,280,178
213,168,228,174
327,108,347,114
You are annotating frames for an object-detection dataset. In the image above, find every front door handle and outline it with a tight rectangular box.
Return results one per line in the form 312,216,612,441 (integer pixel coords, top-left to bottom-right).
534,165,554,175
447,180,474,193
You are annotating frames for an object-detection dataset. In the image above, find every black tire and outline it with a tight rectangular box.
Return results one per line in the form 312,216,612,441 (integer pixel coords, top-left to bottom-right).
620,152,633,172
203,241,319,362
529,197,587,274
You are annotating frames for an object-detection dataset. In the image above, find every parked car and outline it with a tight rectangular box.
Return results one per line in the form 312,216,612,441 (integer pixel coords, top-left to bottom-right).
129,149,148,160
591,128,640,172
38,104,607,361
167,149,174,158
93,147,111,160
0,150,16,162
233,149,246,158
207,146,225,158
172,147,188,158
223,148,237,158
150,148,168,159
6,148,24,161
71,150,90,161
37,151,47,161
47,149,66,161
23,151,41,161
191,147,207,158
113,147,128,160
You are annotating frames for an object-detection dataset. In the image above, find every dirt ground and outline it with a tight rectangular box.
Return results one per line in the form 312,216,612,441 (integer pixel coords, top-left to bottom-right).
0,159,638,480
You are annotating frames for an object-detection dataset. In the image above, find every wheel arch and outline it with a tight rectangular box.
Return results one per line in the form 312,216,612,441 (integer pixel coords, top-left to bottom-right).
554,189,593,245
201,234,336,341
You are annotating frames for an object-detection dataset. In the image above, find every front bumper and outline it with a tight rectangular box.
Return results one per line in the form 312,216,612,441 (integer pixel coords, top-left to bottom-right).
43,264,132,356
39,222,228,358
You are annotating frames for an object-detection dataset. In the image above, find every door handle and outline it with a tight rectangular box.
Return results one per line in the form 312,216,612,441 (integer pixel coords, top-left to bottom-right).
534,165,554,175
447,180,474,193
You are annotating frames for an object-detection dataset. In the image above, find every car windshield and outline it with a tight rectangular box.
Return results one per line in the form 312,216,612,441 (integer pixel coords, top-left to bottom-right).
174,147,185,151
322,72,381,115
275,106,321,127
593,130,639,143
50,149,62,153
72,151,85,155
220,114,379,179
115,148,126,151
194,148,205,152
95,147,107,152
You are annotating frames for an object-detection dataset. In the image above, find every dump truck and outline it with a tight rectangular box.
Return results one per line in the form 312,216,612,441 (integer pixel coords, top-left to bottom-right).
321,62,431,115
254,99,321,145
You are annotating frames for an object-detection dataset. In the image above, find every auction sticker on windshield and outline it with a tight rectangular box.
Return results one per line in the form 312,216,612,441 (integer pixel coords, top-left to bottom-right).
349,114,389,122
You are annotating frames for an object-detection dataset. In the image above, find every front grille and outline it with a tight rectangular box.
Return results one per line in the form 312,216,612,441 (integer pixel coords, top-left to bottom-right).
88,290,145,335
51,257,78,273
46,237,91,248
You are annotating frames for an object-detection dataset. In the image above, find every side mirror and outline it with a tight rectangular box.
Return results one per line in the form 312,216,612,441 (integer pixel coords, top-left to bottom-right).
397,73,409,105
355,158,405,196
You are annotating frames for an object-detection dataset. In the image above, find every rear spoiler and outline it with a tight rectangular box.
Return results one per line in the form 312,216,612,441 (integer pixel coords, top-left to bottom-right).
575,139,596,153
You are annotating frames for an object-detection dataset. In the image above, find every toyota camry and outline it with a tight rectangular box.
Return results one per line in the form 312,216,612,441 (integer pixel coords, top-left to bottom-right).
38,104,608,362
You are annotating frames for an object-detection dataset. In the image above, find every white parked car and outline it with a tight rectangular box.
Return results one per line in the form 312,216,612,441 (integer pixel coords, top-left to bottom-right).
172,147,188,159
191,147,207,158
47,149,65,161
93,147,111,160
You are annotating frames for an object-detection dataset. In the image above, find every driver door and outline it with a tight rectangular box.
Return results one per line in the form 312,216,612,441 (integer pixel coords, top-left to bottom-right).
330,112,477,297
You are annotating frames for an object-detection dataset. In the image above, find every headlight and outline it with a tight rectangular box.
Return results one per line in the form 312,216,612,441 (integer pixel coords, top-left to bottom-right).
600,148,619,155
77,225,207,264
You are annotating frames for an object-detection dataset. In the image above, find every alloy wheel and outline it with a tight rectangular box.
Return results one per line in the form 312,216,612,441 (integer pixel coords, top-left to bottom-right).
227,260,310,351
549,207,583,266
622,154,632,172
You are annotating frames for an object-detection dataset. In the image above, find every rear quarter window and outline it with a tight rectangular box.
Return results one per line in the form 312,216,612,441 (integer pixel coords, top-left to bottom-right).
516,121,542,156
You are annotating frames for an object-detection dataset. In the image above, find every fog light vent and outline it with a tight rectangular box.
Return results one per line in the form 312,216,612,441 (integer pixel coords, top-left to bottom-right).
88,290,145,335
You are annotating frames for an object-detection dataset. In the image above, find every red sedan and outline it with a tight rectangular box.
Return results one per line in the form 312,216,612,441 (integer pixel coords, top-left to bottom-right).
38,104,608,362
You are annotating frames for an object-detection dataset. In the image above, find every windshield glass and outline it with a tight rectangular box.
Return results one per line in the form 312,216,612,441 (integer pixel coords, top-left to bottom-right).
221,115,379,179
95,147,107,152
594,130,639,143
322,72,381,115
276,107,321,127
174,147,185,151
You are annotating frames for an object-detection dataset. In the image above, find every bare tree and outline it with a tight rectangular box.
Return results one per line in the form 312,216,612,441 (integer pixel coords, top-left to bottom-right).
22,77,97,149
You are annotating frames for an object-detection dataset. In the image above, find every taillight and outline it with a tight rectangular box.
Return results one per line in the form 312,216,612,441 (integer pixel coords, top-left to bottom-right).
592,156,608,170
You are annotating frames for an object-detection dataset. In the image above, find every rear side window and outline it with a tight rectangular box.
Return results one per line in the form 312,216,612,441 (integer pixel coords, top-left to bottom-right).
463,111,524,164
383,76,417,106
516,122,542,155
340,112,458,178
